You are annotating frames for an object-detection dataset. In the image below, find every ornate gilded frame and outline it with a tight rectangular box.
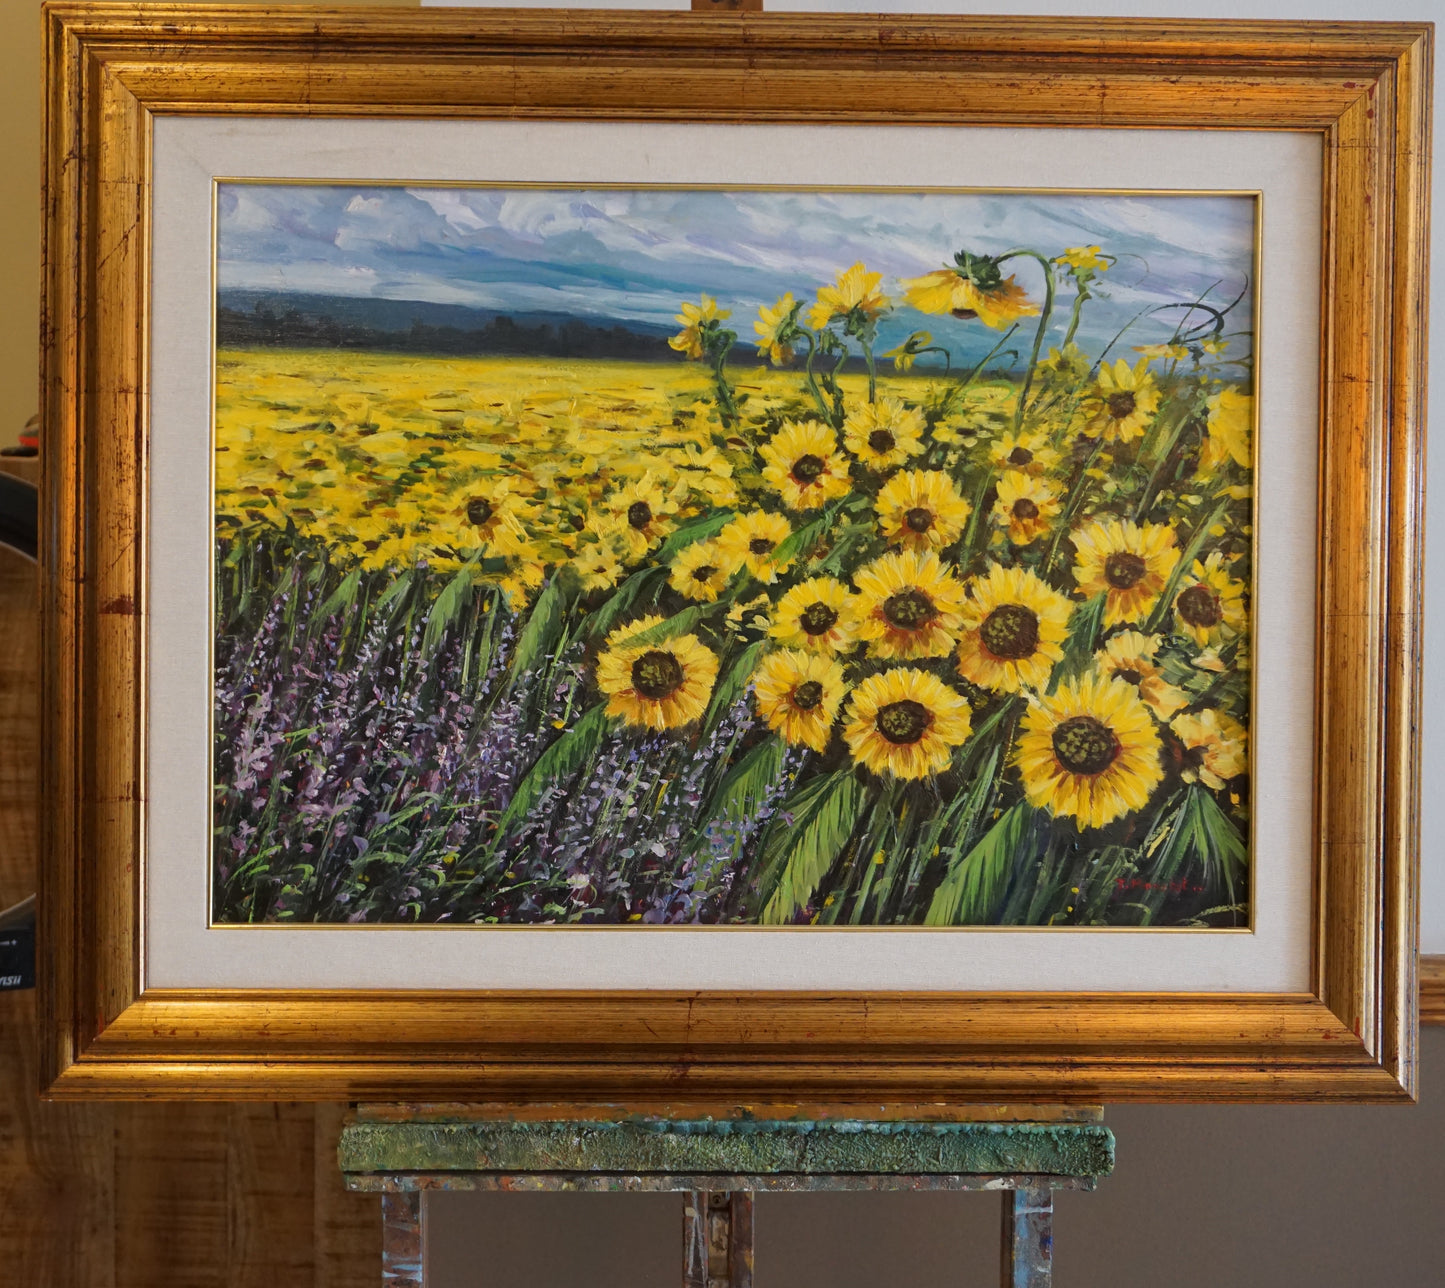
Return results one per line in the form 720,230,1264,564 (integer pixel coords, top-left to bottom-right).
40,5,1430,1101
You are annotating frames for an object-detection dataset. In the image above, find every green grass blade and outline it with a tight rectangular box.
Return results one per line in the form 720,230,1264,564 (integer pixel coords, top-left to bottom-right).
1050,592,1105,691
623,603,712,647
421,563,474,658
688,734,785,857
581,564,667,640
506,575,568,687
490,703,612,843
316,568,362,621
702,640,762,733
924,798,1038,926
656,509,735,561
759,771,867,925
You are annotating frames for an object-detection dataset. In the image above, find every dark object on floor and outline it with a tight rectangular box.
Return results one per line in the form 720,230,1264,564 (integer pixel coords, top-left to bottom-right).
0,896,35,991
0,472,37,559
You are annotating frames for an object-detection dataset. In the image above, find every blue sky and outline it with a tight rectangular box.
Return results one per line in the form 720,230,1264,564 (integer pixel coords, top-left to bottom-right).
217,184,1256,361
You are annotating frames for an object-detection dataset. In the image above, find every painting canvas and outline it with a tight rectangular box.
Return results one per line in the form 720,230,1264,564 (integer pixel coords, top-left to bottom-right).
211,184,1255,930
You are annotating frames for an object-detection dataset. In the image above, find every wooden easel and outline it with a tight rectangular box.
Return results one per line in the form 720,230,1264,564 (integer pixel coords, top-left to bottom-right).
341,1105,1112,1287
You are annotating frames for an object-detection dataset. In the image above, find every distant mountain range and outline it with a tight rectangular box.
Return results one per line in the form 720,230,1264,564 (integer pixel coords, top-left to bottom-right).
216,290,682,362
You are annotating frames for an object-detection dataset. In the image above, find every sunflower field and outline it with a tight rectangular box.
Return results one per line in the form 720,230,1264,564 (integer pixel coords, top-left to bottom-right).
214,243,1253,927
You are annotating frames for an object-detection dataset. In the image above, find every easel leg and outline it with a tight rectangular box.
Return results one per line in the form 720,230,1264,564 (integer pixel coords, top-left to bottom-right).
684,1191,754,1288
1001,1187,1052,1288
383,1190,424,1287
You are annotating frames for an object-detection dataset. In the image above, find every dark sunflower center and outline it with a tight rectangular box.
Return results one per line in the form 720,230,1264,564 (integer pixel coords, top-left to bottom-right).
1104,552,1148,590
883,588,938,631
799,602,839,636
867,429,896,454
1007,446,1034,467
627,500,653,530
748,537,775,556
691,565,718,585
1012,498,1039,521
877,699,931,745
791,454,826,484
1107,391,1138,420
792,680,825,711
569,513,586,531
1115,667,1143,685
1176,584,1223,628
950,307,979,321
631,650,684,701
979,603,1040,660
1052,715,1119,776
466,497,493,526
904,507,934,533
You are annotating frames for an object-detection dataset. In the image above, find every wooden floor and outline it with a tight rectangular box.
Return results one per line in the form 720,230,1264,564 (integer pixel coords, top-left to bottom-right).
0,455,380,1286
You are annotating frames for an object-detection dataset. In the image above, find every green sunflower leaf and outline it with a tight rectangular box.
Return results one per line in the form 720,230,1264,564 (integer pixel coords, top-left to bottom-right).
688,734,786,860
489,703,611,843
924,797,1037,926
421,560,478,659
702,640,764,733
506,574,568,686
758,771,868,925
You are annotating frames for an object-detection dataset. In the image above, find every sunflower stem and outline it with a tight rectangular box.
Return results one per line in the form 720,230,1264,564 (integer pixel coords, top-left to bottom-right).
959,324,1020,390
1144,496,1231,634
710,335,739,427
1061,282,1091,351
997,249,1056,432
799,331,833,424
1043,437,1106,578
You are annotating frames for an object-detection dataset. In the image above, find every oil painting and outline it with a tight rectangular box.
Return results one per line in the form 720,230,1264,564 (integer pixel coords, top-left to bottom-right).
212,184,1255,929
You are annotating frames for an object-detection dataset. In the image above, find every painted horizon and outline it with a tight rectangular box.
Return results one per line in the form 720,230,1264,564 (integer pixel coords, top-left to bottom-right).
212,184,1255,928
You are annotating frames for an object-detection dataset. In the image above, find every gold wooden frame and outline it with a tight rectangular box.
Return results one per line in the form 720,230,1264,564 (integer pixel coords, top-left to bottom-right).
39,5,1430,1102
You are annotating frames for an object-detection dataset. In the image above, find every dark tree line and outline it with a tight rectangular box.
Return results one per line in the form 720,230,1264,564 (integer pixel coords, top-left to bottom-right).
217,304,673,362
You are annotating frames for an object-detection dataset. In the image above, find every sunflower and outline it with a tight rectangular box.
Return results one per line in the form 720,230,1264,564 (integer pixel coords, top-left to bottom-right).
992,470,1060,546
572,515,636,592
1055,245,1109,273
1041,343,1090,380
955,563,1073,693
989,429,1061,476
1200,387,1253,472
842,397,926,469
844,667,974,779
1072,518,1180,628
595,615,719,731
438,477,539,552
1171,708,1248,790
1016,672,1165,830
753,650,847,752
1095,630,1189,720
754,293,801,366
883,330,935,372
1084,359,1161,443
759,420,851,511
902,250,1038,330
850,549,966,661
806,262,891,331
668,295,730,361
876,470,972,552
1172,551,1248,647
717,511,794,584
600,471,685,560
1134,342,1191,362
669,539,730,603
770,577,858,655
